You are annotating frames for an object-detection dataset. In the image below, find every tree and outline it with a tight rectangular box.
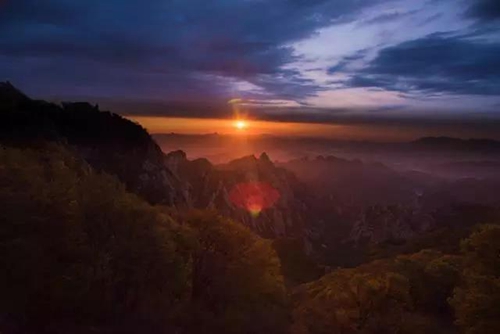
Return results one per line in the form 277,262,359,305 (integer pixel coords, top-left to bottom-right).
394,250,461,315
450,225,500,334
182,210,290,334
292,266,412,334
0,144,292,333
0,145,192,333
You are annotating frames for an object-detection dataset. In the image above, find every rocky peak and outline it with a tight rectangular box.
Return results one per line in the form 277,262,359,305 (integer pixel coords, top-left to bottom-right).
165,150,189,174
259,152,271,162
350,205,435,244
0,81,29,111
166,149,188,160
226,154,257,168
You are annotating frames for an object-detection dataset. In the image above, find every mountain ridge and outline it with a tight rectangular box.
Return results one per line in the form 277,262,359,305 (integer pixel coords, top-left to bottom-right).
0,82,306,239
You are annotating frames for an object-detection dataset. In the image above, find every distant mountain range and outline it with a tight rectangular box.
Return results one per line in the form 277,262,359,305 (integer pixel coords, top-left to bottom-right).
154,132,500,151
411,136,500,151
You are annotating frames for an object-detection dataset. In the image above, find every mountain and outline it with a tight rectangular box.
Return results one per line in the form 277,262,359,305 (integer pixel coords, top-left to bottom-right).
2,82,499,262
0,83,305,239
278,153,500,266
412,136,500,152
0,82,187,206
280,155,433,208
165,150,307,238
428,160,500,179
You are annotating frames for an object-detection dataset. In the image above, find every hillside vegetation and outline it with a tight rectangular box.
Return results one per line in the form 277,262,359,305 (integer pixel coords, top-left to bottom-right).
0,145,288,334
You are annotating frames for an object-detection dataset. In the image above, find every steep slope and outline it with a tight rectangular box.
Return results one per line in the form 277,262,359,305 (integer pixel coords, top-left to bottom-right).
0,82,184,206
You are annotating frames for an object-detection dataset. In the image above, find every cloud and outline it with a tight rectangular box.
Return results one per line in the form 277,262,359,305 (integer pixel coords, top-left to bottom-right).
343,33,500,96
0,0,382,101
328,50,368,74
419,13,443,26
465,0,500,22
360,9,419,25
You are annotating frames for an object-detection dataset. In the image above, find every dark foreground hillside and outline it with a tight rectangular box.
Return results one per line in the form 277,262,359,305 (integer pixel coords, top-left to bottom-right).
1,83,500,333
0,145,289,334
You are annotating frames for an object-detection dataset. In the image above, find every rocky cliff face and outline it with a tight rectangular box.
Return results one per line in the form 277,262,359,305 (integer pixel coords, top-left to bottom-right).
350,204,435,244
165,150,307,238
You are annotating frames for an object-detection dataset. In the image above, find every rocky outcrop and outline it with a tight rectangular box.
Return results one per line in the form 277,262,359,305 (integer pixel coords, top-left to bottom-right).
350,204,435,244
165,150,307,238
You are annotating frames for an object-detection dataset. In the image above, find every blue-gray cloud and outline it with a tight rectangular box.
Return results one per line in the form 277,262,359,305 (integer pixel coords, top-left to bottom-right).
466,0,500,22
361,9,419,25
344,33,500,96
328,50,368,74
2,0,500,116
0,0,381,101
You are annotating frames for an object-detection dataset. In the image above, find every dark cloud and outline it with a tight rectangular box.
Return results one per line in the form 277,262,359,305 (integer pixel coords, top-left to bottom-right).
466,0,500,22
419,13,443,26
0,0,381,102
360,10,419,25
344,34,500,96
328,50,368,74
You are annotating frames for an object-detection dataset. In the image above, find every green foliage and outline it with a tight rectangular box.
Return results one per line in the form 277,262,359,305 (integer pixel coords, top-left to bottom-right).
460,224,500,277
0,145,290,333
182,210,290,334
292,267,411,334
292,250,462,334
3,142,500,334
0,144,192,331
368,205,500,261
450,225,500,334
272,238,323,287
394,250,461,315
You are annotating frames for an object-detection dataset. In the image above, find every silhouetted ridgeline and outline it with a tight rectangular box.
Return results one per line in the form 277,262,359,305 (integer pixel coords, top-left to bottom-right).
0,81,184,205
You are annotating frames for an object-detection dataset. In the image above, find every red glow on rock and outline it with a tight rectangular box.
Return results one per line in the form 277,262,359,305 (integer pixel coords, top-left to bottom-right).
229,182,280,216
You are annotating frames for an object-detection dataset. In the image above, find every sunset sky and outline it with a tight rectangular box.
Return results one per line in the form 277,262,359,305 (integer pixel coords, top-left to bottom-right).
1,0,500,139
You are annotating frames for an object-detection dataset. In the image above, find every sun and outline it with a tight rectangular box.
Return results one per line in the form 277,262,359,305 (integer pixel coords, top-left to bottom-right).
234,120,248,130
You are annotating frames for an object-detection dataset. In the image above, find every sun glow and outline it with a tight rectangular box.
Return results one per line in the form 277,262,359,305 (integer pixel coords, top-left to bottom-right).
234,120,248,130
126,116,350,138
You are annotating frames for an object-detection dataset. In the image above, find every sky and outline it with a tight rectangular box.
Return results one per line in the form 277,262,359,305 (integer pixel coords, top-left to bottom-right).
1,0,500,138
